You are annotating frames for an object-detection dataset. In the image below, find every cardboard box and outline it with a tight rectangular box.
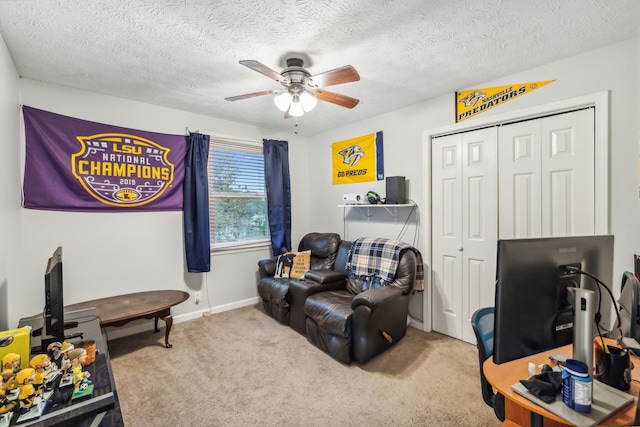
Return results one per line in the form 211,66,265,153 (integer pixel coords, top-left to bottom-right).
0,327,31,371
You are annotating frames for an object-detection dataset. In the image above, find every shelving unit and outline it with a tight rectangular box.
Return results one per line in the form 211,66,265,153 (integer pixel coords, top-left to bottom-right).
338,201,416,223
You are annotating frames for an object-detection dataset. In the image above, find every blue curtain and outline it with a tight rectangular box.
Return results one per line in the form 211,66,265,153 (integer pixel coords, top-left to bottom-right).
183,132,211,272
263,139,291,255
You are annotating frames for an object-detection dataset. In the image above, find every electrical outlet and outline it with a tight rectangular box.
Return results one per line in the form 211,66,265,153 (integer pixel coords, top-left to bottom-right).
194,291,201,304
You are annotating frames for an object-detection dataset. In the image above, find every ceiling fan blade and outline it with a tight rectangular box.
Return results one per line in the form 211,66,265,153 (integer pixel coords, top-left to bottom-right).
316,90,360,109
239,60,285,82
309,65,360,88
225,90,272,101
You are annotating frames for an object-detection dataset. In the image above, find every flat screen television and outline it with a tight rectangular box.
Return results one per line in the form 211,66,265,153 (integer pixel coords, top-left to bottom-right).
493,235,614,364
44,246,65,346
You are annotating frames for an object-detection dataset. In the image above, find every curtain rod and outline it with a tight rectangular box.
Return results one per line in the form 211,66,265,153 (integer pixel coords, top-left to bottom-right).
185,127,262,145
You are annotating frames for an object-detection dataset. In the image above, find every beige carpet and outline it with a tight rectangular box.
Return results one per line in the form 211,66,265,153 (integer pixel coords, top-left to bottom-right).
107,304,501,427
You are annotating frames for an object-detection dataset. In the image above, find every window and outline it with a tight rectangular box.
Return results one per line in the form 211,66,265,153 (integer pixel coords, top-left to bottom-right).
208,137,269,250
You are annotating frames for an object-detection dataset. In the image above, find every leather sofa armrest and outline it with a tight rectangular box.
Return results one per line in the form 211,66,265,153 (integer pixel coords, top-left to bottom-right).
351,285,404,310
304,269,347,284
258,258,277,278
290,277,347,297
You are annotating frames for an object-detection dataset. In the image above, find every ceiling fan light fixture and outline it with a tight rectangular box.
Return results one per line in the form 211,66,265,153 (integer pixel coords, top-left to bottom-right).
228,58,361,119
300,90,317,112
274,91,293,112
288,96,305,117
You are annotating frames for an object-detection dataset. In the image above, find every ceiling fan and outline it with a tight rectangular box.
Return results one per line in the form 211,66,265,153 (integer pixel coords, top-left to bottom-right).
225,57,360,118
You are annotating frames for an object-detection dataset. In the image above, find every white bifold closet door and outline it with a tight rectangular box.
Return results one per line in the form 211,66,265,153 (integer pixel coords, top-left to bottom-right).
498,108,595,239
431,108,595,343
431,128,498,343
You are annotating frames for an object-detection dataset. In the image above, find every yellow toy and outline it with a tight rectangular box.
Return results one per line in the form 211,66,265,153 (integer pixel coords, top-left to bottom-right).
0,371,15,392
0,369,16,391
16,368,36,410
1,353,20,374
46,341,63,370
67,348,91,395
0,371,17,414
29,354,51,394
47,341,73,373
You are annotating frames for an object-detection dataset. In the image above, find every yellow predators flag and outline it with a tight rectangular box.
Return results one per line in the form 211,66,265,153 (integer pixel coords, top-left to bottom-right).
456,80,554,122
332,131,384,185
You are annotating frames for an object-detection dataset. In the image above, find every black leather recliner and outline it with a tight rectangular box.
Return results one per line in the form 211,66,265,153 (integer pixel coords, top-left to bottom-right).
257,232,342,331
303,240,418,364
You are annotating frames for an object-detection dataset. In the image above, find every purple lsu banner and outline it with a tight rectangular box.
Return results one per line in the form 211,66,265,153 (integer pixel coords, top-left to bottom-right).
22,106,187,212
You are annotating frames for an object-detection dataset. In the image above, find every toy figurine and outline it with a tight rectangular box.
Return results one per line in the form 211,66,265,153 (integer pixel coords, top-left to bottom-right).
0,371,15,393
0,371,17,414
15,368,36,410
1,353,20,374
67,349,91,396
60,342,74,371
46,342,62,370
47,341,73,372
0,369,15,392
29,354,51,395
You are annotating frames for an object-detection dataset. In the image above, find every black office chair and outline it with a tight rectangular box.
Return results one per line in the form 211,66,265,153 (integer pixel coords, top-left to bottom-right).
471,307,505,422
617,271,640,340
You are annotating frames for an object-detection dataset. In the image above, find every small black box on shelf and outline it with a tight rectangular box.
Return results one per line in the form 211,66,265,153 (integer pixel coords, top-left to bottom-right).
386,176,406,204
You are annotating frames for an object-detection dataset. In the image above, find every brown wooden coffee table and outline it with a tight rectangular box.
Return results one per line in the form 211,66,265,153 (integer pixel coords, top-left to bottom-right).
65,290,190,348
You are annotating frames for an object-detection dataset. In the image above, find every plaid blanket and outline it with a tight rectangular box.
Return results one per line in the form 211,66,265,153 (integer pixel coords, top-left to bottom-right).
346,237,425,292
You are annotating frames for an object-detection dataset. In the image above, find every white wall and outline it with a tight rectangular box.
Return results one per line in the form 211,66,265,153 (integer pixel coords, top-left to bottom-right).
5,80,311,330
309,37,640,328
0,32,21,330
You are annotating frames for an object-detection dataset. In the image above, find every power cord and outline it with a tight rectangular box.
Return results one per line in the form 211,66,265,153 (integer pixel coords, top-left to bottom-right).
559,265,622,342
394,200,417,242
560,265,626,383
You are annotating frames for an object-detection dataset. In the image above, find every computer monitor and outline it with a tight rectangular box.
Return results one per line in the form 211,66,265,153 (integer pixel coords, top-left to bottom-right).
493,235,614,364
44,246,64,345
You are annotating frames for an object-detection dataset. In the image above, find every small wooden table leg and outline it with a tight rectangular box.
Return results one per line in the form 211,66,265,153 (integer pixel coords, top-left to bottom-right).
153,308,173,348
163,315,173,348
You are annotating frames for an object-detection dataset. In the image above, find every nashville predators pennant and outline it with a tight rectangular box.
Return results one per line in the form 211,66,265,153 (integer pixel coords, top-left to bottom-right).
332,131,384,185
456,80,554,122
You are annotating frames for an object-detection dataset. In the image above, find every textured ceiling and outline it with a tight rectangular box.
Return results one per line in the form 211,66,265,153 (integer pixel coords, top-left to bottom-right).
1,0,639,135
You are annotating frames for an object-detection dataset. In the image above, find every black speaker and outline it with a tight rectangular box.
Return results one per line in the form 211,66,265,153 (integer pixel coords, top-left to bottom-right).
386,176,406,204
